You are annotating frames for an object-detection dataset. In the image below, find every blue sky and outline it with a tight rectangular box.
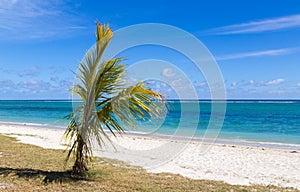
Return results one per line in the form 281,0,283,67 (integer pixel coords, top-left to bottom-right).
0,0,300,99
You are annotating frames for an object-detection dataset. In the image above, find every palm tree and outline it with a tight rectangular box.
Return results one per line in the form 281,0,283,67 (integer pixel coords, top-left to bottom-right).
63,23,166,174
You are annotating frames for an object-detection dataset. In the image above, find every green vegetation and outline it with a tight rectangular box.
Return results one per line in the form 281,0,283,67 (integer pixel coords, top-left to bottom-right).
1,135,298,191
63,23,166,174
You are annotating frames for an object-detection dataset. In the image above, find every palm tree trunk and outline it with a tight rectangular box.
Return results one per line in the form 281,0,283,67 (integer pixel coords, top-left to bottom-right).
73,136,88,174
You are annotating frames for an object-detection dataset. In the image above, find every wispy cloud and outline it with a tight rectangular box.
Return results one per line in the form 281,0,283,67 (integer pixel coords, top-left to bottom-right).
225,78,287,90
0,79,15,88
216,47,298,61
18,66,40,77
262,78,285,86
162,68,176,77
1,66,41,77
237,78,285,87
0,0,88,40
205,14,300,35
0,77,72,99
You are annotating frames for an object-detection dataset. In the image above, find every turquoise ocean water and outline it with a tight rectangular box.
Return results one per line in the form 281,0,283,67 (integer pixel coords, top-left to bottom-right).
0,100,300,148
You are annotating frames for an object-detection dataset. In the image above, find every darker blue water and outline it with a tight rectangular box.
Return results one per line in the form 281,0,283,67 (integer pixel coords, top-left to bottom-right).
0,100,300,145
0,100,72,125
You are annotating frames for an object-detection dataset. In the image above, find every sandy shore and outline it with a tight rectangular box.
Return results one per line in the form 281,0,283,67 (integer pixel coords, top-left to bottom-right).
0,123,300,189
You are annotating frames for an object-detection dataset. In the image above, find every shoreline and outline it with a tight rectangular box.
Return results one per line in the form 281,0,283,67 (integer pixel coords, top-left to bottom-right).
0,122,300,189
1,121,300,151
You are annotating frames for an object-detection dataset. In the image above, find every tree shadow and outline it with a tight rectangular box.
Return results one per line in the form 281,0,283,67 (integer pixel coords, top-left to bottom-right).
0,167,93,184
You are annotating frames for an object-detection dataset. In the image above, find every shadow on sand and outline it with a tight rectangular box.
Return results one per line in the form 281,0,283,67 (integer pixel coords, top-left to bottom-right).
0,167,93,183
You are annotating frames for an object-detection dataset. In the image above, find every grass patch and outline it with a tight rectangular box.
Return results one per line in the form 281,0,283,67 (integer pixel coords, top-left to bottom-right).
0,134,298,191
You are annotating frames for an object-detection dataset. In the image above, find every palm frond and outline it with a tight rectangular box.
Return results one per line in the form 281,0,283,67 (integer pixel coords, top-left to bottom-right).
97,82,166,135
94,57,126,99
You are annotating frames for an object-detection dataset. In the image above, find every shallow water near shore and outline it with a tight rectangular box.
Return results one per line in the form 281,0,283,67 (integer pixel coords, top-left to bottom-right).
0,100,300,147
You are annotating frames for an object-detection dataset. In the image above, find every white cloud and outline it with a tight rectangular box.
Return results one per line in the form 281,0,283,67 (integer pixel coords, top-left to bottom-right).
18,66,40,77
297,83,300,87
1,66,41,77
205,14,300,35
171,79,183,87
0,77,72,99
196,81,207,88
263,78,285,85
0,0,88,40
162,68,176,77
0,79,15,87
216,48,298,60
59,79,73,89
231,82,237,87
268,88,286,94
249,80,254,85
226,81,238,90
50,75,59,82
18,79,47,90
161,82,167,87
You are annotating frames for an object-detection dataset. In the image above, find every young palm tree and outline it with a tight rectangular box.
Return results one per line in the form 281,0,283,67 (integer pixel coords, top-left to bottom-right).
63,23,166,174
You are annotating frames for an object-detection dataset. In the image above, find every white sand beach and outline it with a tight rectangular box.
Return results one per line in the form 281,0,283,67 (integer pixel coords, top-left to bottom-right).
0,123,300,189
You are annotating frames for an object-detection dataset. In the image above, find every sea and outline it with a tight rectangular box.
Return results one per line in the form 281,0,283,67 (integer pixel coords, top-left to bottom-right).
0,100,300,149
